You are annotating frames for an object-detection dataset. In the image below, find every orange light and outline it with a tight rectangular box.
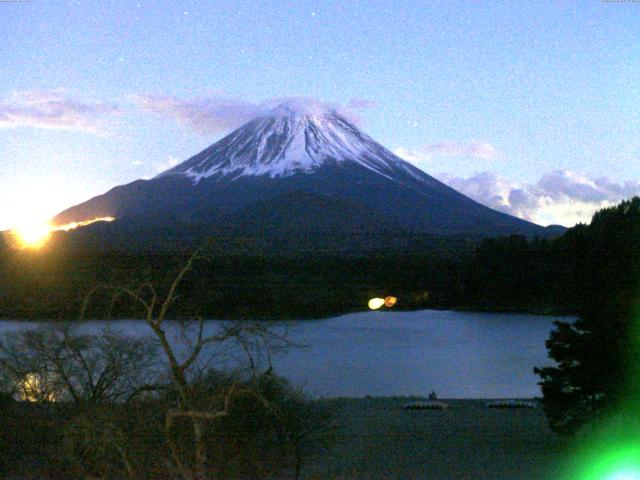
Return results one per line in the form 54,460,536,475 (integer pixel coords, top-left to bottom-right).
13,221,52,249
54,216,115,231
4,216,116,250
18,373,57,402
384,296,398,307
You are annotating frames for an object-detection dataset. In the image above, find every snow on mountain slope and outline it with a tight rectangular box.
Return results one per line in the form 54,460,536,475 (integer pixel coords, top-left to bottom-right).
157,102,435,186
53,100,557,243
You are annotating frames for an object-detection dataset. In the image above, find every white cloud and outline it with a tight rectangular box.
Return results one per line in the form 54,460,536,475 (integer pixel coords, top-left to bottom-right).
132,94,375,135
395,141,499,164
434,170,640,227
437,171,514,212
397,139,639,226
0,90,121,134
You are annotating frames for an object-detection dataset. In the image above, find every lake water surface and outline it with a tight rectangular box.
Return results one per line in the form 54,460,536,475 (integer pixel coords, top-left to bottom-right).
0,310,569,399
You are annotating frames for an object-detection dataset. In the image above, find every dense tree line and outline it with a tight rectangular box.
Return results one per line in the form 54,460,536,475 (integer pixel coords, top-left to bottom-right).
0,230,595,321
0,247,471,320
1,199,638,322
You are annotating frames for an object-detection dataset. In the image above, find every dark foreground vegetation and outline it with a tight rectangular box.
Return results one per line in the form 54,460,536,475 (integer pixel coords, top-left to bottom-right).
0,198,638,479
0,372,329,480
534,197,640,438
0,261,332,480
1,198,639,320
0,236,569,480
0,395,568,480
303,397,568,480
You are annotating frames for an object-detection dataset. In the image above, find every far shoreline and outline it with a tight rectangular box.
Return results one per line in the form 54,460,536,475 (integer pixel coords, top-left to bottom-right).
0,305,577,322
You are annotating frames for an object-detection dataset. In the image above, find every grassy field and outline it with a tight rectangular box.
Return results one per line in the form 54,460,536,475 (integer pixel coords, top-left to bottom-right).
302,397,570,480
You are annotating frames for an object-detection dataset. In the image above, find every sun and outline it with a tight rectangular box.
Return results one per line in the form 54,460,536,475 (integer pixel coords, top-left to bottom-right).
12,220,52,249
3,216,117,250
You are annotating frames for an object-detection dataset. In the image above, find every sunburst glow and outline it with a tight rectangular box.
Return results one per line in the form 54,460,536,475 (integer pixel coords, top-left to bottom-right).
13,220,52,248
4,216,115,249
54,216,116,232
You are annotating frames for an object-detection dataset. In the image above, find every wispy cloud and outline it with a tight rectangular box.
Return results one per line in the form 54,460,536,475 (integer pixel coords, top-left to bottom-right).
0,90,121,134
395,141,499,164
131,94,375,135
131,94,264,135
347,98,376,110
435,170,640,227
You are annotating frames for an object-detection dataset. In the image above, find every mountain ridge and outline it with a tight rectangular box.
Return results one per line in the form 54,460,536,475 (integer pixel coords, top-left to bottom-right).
53,102,561,249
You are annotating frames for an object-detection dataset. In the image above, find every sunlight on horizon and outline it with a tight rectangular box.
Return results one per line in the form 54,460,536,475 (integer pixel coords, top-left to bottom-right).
3,216,116,249
12,219,52,249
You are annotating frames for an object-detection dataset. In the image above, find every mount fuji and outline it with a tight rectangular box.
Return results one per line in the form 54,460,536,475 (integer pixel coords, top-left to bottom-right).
53,102,558,251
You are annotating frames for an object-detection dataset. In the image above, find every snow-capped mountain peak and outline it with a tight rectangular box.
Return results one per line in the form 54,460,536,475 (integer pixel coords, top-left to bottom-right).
54,100,551,241
156,102,419,183
264,98,336,119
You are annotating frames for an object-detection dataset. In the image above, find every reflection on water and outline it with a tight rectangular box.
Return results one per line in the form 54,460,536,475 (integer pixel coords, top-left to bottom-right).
0,310,569,399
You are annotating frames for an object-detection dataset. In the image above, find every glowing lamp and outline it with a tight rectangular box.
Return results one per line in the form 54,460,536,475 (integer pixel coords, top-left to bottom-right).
368,298,385,310
384,296,397,307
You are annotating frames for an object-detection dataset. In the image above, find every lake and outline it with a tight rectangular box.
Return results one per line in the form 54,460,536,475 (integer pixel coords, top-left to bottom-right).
0,309,568,399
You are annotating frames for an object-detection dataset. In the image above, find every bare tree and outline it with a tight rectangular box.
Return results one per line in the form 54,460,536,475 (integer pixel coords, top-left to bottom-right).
0,324,158,404
0,325,162,479
82,248,293,480
0,248,328,480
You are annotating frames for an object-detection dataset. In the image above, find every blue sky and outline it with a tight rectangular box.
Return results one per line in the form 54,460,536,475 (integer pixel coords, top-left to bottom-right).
1,0,639,229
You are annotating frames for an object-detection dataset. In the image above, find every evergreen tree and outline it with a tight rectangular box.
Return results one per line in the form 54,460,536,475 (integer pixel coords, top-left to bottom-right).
535,198,640,435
